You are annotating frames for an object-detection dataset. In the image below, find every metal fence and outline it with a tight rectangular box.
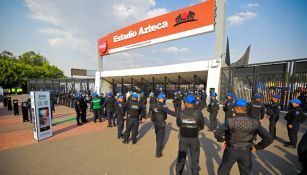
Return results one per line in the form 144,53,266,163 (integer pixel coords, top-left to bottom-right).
27,78,95,93
220,58,307,110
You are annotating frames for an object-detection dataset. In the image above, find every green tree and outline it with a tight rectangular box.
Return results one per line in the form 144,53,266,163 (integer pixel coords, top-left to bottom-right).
18,51,48,66
0,51,65,88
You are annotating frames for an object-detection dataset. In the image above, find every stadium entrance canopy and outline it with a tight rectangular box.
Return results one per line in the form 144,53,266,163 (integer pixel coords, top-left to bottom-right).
96,0,226,97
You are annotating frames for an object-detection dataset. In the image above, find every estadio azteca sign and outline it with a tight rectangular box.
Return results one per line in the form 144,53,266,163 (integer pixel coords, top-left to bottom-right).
98,0,215,56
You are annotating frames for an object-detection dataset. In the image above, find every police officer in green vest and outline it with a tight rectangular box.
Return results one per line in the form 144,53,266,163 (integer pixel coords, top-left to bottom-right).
91,92,102,123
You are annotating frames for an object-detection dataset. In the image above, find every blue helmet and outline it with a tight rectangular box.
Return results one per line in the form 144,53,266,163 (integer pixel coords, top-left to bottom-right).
254,94,262,99
235,98,247,107
290,99,301,105
132,93,138,99
227,92,234,97
210,92,217,97
118,95,124,99
91,92,98,97
158,93,166,99
184,95,196,104
75,94,81,100
273,94,281,99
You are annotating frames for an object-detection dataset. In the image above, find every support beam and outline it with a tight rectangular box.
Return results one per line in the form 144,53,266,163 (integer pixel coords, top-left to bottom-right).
141,77,144,92
164,77,167,97
193,75,196,94
131,78,134,92
177,76,181,91
121,78,124,95
112,78,115,93
152,77,155,93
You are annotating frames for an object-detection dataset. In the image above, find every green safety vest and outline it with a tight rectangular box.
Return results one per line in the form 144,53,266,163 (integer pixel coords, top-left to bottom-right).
92,97,102,110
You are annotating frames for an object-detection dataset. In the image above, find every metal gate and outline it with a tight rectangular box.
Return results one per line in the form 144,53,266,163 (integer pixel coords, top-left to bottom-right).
220,58,307,110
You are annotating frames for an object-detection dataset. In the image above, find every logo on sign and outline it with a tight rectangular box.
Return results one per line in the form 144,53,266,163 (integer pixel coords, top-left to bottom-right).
98,41,108,54
174,11,197,27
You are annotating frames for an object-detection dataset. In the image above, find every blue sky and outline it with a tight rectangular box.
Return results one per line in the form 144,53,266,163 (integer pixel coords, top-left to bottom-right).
0,0,307,76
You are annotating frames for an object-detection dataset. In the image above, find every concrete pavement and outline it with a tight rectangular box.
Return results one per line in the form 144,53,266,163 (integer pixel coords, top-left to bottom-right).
0,99,306,175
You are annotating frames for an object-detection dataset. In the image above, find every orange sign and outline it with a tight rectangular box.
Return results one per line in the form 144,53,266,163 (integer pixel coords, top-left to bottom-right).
98,0,215,56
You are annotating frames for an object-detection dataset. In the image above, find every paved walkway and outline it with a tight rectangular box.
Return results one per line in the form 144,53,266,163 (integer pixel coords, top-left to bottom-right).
0,98,306,175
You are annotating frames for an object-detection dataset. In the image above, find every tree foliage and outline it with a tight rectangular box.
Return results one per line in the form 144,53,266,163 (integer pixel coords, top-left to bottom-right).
0,51,65,88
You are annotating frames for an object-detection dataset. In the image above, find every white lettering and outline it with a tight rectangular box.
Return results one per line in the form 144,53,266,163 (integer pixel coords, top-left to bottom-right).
114,21,169,43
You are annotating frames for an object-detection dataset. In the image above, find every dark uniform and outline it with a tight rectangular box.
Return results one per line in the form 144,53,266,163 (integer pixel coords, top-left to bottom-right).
266,101,281,138
215,113,273,175
140,94,147,119
115,99,125,138
285,106,306,147
104,96,116,127
123,99,142,144
248,101,265,120
74,97,82,125
195,98,205,112
176,108,204,175
173,94,182,115
207,98,219,131
223,99,234,122
149,95,156,118
80,96,88,123
298,131,307,175
151,102,177,157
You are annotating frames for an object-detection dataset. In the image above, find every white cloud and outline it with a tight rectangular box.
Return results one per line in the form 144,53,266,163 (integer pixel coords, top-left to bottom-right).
24,0,168,74
241,3,259,9
227,11,257,26
143,8,168,20
161,47,190,53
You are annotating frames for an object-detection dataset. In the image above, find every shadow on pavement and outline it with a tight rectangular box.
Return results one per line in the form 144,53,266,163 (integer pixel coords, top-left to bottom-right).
162,122,179,152
137,122,153,141
252,144,300,174
275,136,287,144
199,132,221,175
53,124,79,136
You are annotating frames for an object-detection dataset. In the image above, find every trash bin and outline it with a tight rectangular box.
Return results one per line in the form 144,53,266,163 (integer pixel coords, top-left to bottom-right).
21,102,29,122
27,99,33,123
3,96,7,106
7,97,12,111
13,99,19,115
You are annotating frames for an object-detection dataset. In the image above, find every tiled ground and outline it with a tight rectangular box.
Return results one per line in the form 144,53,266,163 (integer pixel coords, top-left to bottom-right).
0,95,306,175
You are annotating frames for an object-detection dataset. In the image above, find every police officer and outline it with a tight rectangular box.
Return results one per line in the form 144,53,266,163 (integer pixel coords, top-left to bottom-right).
91,93,102,123
74,94,82,126
207,92,219,132
100,93,105,119
298,131,307,175
223,92,235,122
173,92,182,115
284,99,306,148
214,98,273,175
80,93,88,123
115,95,125,139
122,93,142,144
139,92,147,120
103,92,116,127
266,94,281,139
148,92,156,118
176,94,204,175
195,94,205,112
248,94,265,121
151,93,177,158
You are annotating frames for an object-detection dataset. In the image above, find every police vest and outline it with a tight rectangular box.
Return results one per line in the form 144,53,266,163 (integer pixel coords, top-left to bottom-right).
178,110,200,138
227,115,260,148
127,101,141,117
152,103,167,123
